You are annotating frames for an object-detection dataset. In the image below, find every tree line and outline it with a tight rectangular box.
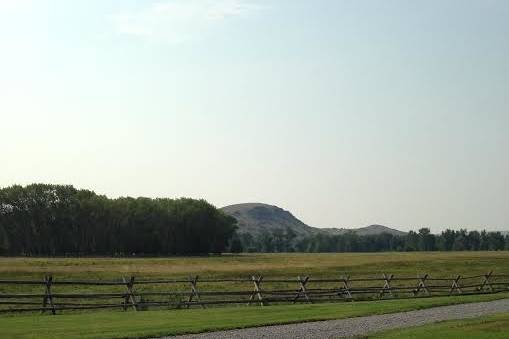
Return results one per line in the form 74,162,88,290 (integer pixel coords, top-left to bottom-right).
1,184,507,256
0,184,237,256
234,227,509,253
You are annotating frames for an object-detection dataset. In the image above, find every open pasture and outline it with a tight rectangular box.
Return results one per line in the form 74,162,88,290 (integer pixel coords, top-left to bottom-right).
0,252,508,313
2,252,508,279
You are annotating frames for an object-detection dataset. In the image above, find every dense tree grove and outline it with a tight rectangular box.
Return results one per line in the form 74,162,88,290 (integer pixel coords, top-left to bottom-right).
237,227,509,253
0,184,237,256
1,184,507,256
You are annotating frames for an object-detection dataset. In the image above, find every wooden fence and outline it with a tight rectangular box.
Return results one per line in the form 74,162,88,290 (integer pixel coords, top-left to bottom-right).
0,271,508,314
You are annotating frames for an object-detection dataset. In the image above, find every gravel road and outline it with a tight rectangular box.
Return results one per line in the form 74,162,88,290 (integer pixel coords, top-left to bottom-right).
163,298,509,339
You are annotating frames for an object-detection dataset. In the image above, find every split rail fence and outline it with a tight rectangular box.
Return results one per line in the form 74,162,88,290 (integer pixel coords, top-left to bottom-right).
0,271,508,314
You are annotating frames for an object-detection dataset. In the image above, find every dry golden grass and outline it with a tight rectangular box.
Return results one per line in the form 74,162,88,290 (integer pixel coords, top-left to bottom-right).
0,252,507,279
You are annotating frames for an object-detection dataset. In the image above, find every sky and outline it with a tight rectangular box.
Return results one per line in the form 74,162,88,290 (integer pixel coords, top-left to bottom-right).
0,0,508,232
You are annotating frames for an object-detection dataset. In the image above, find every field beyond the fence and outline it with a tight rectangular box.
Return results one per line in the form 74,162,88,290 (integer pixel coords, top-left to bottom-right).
2,252,509,278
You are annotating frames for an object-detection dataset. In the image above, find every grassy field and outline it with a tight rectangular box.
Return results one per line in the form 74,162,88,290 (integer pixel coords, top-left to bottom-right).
0,293,508,339
1,252,508,279
368,312,509,338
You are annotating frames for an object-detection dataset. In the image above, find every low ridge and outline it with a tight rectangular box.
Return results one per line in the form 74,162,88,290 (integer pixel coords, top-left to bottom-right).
221,203,406,238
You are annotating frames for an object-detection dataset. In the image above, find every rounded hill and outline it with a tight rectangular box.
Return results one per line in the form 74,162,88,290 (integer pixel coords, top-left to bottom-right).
220,203,317,237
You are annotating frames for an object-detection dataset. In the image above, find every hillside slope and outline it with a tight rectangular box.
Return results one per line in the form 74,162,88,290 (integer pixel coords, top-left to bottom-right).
221,203,407,238
221,203,318,237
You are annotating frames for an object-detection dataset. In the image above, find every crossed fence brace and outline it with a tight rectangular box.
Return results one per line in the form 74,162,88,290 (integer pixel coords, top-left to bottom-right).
413,274,431,296
337,275,353,299
122,276,137,311
41,275,56,315
449,275,462,295
178,275,205,309
293,276,312,304
247,275,265,306
478,271,494,293
379,273,394,298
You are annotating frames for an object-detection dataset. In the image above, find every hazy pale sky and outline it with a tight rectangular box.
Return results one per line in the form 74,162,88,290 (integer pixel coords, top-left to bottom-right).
1,0,508,232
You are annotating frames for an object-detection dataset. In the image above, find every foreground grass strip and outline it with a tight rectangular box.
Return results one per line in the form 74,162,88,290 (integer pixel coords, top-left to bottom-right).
368,312,509,339
0,293,508,339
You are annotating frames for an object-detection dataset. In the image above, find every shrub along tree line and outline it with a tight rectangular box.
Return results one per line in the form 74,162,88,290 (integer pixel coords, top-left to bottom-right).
0,184,237,256
236,227,509,253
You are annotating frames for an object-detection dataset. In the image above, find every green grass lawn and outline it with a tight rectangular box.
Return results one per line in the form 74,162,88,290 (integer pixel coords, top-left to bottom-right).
368,312,509,339
0,293,508,339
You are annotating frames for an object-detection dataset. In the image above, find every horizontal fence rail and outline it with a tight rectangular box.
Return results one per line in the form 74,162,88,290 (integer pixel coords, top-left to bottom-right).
0,271,508,314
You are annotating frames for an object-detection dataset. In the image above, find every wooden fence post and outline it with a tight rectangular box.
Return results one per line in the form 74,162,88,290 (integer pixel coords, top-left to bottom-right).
449,275,462,295
379,273,394,299
413,274,430,296
478,271,494,293
122,276,137,311
186,275,205,309
42,275,56,315
293,276,312,304
339,275,353,299
247,275,265,306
